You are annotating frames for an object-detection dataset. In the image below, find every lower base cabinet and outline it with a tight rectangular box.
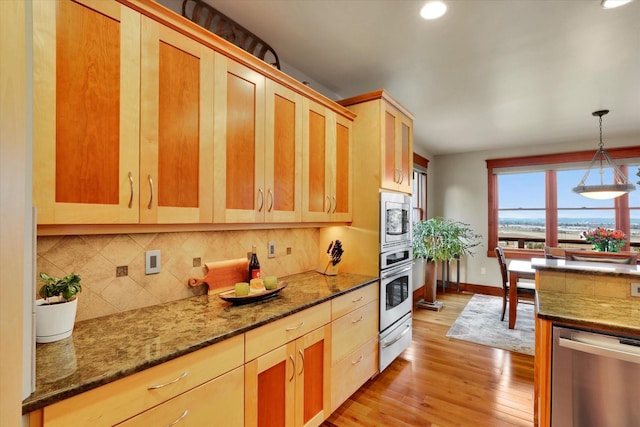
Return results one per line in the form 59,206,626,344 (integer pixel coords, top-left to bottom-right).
116,366,244,426
245,324,331,427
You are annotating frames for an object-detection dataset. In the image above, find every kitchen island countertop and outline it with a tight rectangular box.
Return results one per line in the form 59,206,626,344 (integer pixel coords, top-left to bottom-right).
22,270,377,414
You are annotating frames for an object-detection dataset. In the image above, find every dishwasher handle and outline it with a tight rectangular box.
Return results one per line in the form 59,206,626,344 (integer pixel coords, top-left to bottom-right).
558,336,640,365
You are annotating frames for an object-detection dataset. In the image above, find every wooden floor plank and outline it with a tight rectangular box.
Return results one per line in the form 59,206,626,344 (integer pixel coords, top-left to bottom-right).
324,291,534,426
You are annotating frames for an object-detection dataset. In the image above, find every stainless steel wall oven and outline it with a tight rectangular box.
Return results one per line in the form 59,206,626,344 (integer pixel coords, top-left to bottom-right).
379,192,413,372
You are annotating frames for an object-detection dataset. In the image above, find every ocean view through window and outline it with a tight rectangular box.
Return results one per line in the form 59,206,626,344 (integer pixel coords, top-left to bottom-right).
489,149,640,253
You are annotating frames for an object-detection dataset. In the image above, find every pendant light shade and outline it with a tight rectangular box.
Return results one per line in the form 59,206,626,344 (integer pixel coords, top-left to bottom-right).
572,110,635,199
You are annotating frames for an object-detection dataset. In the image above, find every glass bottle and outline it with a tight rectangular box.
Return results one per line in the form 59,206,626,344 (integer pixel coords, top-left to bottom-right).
248,245,261,280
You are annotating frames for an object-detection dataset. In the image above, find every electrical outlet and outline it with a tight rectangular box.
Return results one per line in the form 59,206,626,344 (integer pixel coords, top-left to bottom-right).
268,241,276,258
193,257,201,267
116,266,128,277
287,247,292,255
145,250,161,275
631,283,640,297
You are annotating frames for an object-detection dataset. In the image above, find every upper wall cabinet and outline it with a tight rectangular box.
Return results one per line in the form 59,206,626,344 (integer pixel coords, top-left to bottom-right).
302,100,353,222
339,90,414,195
139,16,215,224
33,0,141,224
33,0,216,225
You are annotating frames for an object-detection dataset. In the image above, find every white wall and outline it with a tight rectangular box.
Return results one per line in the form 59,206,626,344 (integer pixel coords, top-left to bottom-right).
431,133,640,289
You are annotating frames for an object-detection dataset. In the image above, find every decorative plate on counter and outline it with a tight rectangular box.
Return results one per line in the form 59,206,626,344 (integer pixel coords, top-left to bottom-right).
218,282,288,305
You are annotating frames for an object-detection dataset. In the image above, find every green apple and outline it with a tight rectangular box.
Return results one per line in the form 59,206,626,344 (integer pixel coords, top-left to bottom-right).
264,276,278,290
235,282,250,296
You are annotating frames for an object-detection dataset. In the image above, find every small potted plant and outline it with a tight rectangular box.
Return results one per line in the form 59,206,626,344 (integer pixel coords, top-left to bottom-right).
35,272,82,343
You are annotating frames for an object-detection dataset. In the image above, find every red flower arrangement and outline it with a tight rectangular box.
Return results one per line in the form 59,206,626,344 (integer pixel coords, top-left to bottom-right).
580,227,626,252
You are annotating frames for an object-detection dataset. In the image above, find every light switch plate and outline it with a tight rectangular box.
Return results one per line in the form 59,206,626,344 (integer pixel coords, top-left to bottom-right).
268,241,276,258
145,250,161,275
631,283,640,297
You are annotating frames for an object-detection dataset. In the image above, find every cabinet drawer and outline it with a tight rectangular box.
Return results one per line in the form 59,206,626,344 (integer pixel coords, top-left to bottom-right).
43,334,244,427
330,336,378,412
331,283,378,320
116,366,244,426
331,300,378,363
245,301,331,362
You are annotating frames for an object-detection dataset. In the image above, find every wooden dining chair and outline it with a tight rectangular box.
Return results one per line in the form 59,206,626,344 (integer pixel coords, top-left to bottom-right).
495,247,536,322
564,250,638,264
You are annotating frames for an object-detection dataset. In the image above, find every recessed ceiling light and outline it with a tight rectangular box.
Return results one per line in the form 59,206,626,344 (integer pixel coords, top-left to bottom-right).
601,0,633,9
420,1,447,20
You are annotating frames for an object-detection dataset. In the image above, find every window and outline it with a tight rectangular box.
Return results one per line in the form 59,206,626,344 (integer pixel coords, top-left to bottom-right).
487,146,640,256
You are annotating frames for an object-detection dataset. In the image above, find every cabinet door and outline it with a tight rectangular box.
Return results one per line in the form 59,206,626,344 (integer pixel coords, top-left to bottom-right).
295,325,331,427
396,113,413,194
245,341,297,427
115,367,244,427
381,102,413,194
302,100,333,222
139,17,214,223
331,115,352,222
213,54,266,223
265,80,303,222
33,0,140,224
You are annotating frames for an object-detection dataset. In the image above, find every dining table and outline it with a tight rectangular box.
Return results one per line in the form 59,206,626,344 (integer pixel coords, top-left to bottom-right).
506,259,536,329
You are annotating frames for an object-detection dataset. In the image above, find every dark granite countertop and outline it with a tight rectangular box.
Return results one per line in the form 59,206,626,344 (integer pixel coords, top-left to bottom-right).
536,290,640,336
22,271,377,414
531,257,640,278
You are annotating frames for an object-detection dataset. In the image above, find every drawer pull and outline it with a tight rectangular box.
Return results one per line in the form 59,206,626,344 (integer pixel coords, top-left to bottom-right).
381,323,411,348
298,349,305,375
289,354,296,382
166,409,188,427
352,355,363,365
352,315,364,324
352,296,364,303
148,370,189,390
286,321,304,331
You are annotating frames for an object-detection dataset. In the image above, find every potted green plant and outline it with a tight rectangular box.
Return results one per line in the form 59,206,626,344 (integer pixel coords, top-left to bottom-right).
412,217,482,309
35,272,82,343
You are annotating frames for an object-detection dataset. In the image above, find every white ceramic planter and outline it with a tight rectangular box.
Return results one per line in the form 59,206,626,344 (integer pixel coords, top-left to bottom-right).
35,297,78,343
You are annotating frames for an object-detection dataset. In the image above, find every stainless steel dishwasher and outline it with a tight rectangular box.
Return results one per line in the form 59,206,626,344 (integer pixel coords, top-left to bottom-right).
552,326,640,426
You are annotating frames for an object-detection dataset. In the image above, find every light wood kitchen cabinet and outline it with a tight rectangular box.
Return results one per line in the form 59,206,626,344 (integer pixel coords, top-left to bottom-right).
139,16,215,224
245,302,332,427
33,0,141,224
302,100,353,222
338,90,414,195
39,334,244,427
330,283,379,411
115,366,244,427
213,53,267,223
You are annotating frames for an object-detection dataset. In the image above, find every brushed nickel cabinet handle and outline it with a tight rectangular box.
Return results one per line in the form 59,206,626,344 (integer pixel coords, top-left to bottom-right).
285,321,304,331
128,172,134,208
165,409,188,427
267,188,274,212
352,296,364,303
332,196,337,213
352,315,364,324
352,355,363,365
326,195,332,213
298,349,305,375
289,354,295,382
147,370,189,389
258,188,264,212
147,174,153,209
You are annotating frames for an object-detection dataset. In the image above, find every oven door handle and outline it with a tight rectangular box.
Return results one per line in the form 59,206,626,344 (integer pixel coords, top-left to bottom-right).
381,264,413,279
381,323,411,348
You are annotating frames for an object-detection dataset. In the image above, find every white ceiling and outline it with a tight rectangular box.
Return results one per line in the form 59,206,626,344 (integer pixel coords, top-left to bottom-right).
171,0,640,155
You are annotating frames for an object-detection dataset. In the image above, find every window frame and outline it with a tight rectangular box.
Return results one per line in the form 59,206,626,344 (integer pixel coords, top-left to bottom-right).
486,146,640,259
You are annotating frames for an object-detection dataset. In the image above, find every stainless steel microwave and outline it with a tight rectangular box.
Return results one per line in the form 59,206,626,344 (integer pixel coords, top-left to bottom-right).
380,191,412,252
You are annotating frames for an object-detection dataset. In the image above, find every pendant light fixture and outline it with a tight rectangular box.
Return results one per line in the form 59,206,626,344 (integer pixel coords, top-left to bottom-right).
572,110,635,199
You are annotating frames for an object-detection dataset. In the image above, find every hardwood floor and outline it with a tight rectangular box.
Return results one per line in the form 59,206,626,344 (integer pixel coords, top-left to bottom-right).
323,292,534,427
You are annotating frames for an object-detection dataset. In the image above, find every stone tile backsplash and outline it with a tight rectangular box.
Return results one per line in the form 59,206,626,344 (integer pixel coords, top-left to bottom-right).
37,228,320,321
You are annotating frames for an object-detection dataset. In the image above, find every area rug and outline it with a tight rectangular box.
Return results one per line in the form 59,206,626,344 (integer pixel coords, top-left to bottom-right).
445,294,534,356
